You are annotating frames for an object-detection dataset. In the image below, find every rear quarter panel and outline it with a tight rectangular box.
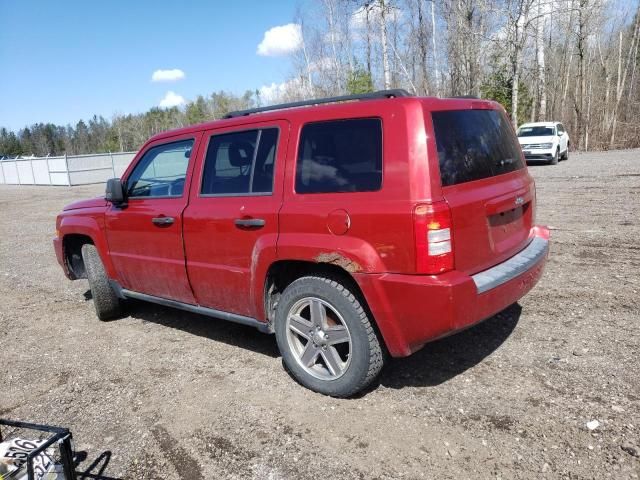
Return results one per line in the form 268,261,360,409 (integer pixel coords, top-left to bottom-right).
277,98,428,274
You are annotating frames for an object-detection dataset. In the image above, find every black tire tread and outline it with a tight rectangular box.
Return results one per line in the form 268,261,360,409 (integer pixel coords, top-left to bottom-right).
81,244,122,321
277,275,384,397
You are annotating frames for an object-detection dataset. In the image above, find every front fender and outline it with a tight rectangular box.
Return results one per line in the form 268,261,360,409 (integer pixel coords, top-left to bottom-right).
58,211,115,279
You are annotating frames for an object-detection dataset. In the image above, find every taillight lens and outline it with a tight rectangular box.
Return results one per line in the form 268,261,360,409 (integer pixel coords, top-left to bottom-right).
413,201,454,274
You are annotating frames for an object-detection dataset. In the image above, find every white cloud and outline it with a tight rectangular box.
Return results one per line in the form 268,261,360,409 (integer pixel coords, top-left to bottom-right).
257,23,302,56
151,69,186,82
258,78,304,104
159,91,186,108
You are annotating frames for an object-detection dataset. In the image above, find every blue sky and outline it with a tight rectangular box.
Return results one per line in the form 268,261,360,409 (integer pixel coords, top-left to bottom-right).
0,0,300,130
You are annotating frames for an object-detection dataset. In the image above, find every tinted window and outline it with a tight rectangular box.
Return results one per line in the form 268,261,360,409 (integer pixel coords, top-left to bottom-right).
432,110,524,187
517,126,555,137
296,118,382,194
557,124,564,133
201,128,278,195
127,139,193,197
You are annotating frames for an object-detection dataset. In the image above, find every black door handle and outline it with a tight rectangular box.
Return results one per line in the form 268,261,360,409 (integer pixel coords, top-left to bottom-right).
234,218,265,228
152,216,175,226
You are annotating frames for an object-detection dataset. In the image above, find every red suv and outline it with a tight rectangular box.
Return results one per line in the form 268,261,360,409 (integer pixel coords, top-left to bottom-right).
54,90,549,397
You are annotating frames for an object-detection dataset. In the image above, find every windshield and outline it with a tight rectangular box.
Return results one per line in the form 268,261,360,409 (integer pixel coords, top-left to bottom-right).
517,126,555,137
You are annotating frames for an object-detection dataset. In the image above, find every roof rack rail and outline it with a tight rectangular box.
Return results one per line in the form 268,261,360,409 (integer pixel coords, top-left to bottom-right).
450,95,480,99
224,89,412,119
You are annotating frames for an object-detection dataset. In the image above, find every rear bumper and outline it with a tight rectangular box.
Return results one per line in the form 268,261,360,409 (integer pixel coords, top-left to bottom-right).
355,226,550,357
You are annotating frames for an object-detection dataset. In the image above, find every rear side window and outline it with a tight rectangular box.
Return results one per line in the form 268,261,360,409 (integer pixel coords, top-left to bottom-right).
296,118,382,194
201,128,278,195
432,110,524,187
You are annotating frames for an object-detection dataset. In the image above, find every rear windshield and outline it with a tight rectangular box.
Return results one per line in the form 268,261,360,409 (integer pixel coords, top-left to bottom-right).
432,110,524,187
517,126,555,137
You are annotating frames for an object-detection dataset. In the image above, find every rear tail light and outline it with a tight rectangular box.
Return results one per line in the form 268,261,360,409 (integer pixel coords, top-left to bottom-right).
413,201,454,274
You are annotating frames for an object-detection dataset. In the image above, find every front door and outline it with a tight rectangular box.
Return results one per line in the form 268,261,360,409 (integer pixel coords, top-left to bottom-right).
105,133,201,303
182,121,288,318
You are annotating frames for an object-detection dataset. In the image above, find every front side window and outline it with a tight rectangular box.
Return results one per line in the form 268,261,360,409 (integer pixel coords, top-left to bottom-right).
296,118,383,194
201,128,278,195
127,139,193,198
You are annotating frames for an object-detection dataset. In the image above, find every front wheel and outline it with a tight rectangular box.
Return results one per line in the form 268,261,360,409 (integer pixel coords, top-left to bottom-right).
81,244,123,321
550,147,559,165
274,276,384,397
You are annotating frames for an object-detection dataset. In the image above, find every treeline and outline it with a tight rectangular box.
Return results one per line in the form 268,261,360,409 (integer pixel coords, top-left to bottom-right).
2,0,639,157
289,0,640,151
0,91,257,157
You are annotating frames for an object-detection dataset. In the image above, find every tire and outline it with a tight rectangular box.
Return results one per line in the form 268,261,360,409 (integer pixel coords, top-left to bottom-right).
81,244,123,320
563,146,569,160
274,276,384,397
550,147,559,165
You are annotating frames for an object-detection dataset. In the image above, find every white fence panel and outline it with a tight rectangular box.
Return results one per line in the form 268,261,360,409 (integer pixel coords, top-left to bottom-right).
46,156,69,185
32,158,50,184
0,151,136,186
16,161,35,184
3,162,19,184
67,153,113,172
50,172,70,185
69,169,113,185
113,153,136,177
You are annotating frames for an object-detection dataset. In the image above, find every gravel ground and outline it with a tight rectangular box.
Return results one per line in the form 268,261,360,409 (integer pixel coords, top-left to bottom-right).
0,150,639,479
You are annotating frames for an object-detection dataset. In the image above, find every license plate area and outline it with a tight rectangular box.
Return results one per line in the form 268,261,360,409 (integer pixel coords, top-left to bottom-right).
487,204,530,253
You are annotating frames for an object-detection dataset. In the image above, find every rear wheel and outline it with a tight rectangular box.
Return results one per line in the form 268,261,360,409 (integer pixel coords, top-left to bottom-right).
563,145,569,160
81,244,123,321
274,276,384,397
550,147,559,165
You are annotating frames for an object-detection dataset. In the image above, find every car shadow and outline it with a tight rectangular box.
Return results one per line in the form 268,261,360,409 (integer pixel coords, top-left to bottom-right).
121,297,280,359
85,290,521,391
377,303,522,390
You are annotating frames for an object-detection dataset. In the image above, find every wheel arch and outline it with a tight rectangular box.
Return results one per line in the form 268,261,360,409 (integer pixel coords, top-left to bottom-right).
62,233,94,279
263,259,388,354
59,215,115,279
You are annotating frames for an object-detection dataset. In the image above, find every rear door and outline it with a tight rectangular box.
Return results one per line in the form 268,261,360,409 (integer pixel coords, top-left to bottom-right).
429,107,535,275
105,133,201,302
182,120,288,318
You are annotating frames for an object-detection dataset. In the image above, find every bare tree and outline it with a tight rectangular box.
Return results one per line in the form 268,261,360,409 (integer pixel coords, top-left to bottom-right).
379,0,392,88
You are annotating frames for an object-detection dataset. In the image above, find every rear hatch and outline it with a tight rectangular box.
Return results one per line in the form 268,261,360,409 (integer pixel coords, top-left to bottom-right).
430,107,535,275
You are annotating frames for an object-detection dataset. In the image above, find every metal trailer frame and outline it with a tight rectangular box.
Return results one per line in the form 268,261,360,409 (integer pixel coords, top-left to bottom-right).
0,419,76,480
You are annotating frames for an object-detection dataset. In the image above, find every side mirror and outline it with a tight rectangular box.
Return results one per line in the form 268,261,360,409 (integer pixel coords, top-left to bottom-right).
105,178,126,206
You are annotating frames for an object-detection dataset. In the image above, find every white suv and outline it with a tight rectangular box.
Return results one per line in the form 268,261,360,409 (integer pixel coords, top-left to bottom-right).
517,121,570,165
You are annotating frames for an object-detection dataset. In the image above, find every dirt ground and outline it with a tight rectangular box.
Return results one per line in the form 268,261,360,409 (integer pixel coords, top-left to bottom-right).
1,149,639,479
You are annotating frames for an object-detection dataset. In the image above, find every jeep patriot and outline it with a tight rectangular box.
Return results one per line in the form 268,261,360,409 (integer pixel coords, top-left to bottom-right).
54,90,550,397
